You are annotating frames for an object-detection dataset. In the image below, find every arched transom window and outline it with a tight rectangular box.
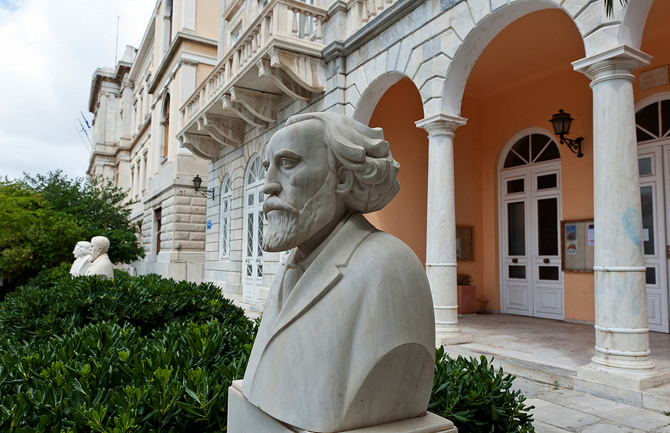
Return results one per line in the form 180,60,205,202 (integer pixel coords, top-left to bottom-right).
220,176,232,259
503,133,561,169
636,99,670,143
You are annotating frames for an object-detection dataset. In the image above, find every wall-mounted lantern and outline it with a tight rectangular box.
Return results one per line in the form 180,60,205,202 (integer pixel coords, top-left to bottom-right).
192,175,215,200
550,109,584,158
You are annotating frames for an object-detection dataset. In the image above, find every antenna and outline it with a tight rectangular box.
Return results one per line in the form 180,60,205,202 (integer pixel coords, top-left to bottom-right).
114,16,120,65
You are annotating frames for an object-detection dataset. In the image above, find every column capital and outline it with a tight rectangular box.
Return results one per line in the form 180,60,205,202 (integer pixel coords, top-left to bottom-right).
415,114,467,135
573,45,652,82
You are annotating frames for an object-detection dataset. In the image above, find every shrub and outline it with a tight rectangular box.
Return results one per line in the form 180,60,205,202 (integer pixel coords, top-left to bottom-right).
0,319,255,432
0,270,248,342
430,346,535,432
457,273,473,286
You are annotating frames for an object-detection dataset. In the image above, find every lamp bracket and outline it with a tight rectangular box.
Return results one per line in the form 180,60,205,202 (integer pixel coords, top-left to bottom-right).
559,135,584,158
196,188,215,200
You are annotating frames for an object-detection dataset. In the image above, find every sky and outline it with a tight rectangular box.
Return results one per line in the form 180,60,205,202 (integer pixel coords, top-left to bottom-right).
0,0,156,181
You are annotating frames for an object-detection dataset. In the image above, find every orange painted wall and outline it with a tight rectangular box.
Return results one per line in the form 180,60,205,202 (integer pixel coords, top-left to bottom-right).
360,2,670,325
636,1,670,103
453,9,594,319
366,78,429,265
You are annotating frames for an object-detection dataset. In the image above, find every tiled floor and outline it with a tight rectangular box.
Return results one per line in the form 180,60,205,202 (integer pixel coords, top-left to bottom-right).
441,314,670,431
512,377,670,432
451,314,670,374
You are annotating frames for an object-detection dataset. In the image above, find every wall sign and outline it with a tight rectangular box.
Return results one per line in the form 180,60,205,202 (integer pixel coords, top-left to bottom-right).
562,219,594,272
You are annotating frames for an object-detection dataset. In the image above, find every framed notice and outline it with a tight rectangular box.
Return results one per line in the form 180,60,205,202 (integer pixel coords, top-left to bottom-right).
456,226,474,261
561,219,594,272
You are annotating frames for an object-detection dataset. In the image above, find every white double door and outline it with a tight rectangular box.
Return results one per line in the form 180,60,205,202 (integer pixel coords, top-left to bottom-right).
638,145,670,333
501,163,564,320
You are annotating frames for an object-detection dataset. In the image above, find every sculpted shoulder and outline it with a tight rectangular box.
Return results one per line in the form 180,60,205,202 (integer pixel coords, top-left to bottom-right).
350,228,426,279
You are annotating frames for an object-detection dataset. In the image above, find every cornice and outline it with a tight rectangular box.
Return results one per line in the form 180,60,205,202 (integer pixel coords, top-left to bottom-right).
323,0,424,63
148,32,218,94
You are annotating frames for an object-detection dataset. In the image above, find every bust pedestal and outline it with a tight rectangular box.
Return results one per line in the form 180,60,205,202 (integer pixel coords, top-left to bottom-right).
228,381,457,433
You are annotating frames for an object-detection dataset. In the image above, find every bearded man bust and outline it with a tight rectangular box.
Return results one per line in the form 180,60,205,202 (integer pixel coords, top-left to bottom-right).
70,241,92,276
229,113,453,433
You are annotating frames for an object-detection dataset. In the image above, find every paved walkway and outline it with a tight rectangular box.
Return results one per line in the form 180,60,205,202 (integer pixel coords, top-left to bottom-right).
512,377,670,432
440,314,670,431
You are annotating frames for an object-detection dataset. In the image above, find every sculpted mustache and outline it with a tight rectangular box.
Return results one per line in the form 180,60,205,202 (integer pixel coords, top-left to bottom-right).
264,196,298,214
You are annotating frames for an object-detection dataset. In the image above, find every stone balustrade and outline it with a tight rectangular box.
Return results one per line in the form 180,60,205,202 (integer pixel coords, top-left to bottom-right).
180,0,327,127
348,0,397,36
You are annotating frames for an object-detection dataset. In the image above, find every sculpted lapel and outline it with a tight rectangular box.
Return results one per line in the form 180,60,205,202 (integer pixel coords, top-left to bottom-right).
265,214,373,346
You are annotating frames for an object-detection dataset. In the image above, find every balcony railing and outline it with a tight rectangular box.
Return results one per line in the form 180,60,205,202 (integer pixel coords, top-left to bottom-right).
346,0,401,40
181,0,327,128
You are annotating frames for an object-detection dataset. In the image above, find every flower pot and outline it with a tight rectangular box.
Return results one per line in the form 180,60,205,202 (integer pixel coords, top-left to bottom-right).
457,285,476,314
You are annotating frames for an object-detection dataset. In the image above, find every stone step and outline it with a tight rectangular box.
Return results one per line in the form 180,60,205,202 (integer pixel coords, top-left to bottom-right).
442,345,576,389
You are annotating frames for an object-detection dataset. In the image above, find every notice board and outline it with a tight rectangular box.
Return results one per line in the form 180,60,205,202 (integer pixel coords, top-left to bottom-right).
561,219,594,272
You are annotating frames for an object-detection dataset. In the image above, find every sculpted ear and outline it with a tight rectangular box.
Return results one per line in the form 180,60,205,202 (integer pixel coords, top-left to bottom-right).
336,166,354,195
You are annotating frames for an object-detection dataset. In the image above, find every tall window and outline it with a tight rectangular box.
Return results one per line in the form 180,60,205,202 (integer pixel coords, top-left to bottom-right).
130,168,135,197
163,94,170,159
167,0,173,46
243,155,266,303
135,160,141,198
220,176,232,258
154,208,162,254
142,156,148,191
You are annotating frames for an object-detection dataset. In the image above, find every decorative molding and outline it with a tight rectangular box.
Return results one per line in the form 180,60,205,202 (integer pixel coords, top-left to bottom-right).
230,86,278,123
268,47,325,93
573,45,652,81
178,133,220,161
258,58,312,102
415,114,467,134
197,114,245,146
222,93,270,129
322,0,424,63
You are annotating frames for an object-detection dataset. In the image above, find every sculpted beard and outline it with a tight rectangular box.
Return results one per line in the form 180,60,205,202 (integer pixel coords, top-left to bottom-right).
263,170,337,252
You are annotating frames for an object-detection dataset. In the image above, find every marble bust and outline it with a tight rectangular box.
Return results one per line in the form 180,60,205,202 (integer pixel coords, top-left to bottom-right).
237,113,436,432
85,236,114,280
70,241,92,276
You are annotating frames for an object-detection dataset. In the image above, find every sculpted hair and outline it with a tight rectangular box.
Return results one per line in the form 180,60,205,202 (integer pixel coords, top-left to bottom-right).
286,112,400,213
78,241,91,254
91,236,110,254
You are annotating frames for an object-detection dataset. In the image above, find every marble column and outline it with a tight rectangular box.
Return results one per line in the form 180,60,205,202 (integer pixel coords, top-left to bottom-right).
416,114,472,346
573,46,663,389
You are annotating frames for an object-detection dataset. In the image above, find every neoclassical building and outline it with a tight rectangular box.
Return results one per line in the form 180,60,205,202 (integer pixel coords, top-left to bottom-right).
172,0,670,401
88,0,220,281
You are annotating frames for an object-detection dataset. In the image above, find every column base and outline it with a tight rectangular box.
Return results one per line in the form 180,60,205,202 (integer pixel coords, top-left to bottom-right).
576,363,670,391
228,381,457,433
436,325,472,346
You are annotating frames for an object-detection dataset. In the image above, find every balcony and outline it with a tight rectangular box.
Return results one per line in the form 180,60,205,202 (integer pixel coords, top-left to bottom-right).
178,0,328,160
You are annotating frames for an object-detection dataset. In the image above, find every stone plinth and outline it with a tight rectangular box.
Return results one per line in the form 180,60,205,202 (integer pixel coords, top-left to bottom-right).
228,381,457,433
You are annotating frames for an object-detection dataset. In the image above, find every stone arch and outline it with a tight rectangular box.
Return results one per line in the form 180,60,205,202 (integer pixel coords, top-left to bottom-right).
618,0,654,50
353,72,410,125
436,0,586,118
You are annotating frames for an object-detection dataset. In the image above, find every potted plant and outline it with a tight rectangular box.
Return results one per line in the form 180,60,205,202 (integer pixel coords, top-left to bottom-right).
457,273,476,314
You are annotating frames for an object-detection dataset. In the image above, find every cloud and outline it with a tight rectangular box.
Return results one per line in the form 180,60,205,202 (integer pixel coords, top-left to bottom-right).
0,0,156,180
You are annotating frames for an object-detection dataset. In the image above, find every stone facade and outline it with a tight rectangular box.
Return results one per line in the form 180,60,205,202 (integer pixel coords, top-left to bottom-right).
174,0,670,400
88,0,220,282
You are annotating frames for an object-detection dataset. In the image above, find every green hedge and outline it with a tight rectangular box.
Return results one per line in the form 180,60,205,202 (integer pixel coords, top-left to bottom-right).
0,265,247,342
1,268,534,432
430,346,535,432
0,320,254,432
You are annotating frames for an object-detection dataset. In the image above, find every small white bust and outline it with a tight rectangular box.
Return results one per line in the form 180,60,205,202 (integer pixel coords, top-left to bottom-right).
85,236,114,280
70,241,92,276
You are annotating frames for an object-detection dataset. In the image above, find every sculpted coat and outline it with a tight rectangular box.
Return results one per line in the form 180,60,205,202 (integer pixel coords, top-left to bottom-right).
242,213,435,432
70,255,92,276
86,253,114,280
